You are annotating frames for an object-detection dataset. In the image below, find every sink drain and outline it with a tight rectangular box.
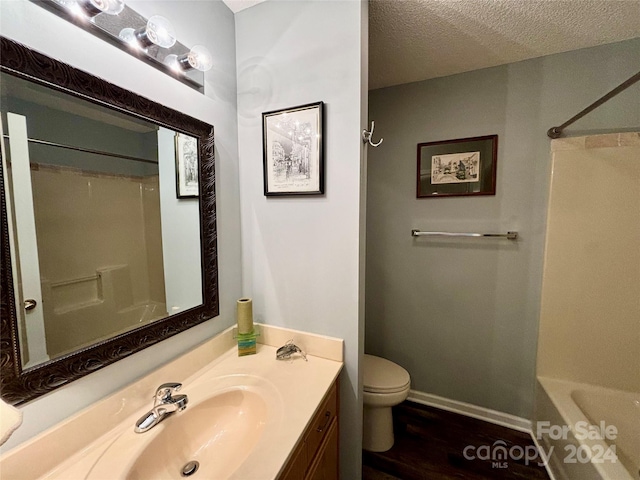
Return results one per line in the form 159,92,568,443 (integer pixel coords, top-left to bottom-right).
181,460,199,477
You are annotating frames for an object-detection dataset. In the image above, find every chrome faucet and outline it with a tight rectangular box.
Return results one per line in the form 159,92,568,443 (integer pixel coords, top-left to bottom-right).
134,382,188,433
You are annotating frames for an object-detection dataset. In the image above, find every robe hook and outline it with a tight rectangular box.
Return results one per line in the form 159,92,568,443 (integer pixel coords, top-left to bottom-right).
362,121,383,147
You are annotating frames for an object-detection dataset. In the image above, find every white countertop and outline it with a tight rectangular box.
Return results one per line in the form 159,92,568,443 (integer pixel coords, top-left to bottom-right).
0,324,343,480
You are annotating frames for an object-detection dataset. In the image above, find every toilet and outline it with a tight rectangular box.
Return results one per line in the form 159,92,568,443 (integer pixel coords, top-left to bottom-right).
362,354,411,452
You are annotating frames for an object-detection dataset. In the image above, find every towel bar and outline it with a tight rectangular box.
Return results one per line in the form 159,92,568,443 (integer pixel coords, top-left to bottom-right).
411,230,518,240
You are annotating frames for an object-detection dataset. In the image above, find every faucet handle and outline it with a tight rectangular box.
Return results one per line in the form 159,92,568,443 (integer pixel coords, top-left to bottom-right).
155,382,182,402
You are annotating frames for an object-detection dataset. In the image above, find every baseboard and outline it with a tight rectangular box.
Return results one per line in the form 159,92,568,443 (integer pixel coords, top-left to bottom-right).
405,390,559,480
530,429,559,480
407,389,533,434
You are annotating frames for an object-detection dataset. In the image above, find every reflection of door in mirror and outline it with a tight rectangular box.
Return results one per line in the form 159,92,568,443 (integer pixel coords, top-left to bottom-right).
0,72,203,367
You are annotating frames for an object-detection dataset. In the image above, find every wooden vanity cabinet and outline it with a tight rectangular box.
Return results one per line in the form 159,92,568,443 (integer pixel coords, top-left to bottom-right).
279,380,339,480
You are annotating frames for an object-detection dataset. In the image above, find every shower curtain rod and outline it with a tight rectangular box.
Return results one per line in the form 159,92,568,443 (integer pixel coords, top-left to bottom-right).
547,70,640,139
1,134,158,165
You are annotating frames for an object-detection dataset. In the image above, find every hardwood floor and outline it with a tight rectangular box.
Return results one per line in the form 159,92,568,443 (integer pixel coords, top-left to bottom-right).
362,401,550,480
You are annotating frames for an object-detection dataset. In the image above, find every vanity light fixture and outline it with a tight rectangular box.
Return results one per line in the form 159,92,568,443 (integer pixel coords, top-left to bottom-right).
32,0,210,92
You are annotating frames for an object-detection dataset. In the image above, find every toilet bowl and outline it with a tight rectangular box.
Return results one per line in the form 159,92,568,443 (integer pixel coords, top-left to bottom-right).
362,354,411,452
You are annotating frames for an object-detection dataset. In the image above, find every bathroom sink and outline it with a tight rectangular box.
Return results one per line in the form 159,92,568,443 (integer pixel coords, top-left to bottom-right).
87,375,281,480
127,389,267,479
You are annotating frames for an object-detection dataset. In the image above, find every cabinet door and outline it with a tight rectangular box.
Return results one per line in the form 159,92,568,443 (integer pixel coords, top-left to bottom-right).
280,440,307,480
306,419,338,480
306,384,337,459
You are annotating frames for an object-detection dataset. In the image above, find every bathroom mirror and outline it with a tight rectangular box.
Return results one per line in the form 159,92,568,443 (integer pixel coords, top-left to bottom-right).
0,37,219,405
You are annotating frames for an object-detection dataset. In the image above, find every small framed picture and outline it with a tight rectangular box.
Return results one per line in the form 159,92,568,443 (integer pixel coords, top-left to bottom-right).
417,135,498,198
262,101,324,196
175,132,199,198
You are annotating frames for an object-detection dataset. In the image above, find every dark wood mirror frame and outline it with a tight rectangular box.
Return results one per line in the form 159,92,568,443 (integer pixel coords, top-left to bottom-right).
0,36,219,405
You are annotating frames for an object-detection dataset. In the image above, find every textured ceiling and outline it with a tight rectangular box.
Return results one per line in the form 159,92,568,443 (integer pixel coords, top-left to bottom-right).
223,0,640,90
370,0,640,90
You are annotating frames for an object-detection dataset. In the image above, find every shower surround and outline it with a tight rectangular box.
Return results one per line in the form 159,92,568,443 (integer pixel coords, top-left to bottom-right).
535,132,640,480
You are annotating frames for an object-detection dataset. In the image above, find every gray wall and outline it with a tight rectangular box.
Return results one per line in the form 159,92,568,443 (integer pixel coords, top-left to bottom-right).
366,38,640,419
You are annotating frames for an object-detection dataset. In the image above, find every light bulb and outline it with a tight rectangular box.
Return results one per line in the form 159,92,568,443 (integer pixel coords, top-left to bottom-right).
184,45,213,72
135,15,176,49
76,0,125,16
118,27,138,48
165,46,213,73
163,54,181,71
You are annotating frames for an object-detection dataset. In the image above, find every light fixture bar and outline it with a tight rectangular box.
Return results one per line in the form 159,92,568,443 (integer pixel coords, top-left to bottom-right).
31,0,206,92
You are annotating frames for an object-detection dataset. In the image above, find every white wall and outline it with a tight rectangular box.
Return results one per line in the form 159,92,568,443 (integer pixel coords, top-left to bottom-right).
235,1,367,477
366,39,640,419
0,0,242,451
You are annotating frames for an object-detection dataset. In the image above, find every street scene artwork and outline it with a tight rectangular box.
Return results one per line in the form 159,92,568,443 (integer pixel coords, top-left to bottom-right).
263,102,323,195
417,135,497,198
431,151,480,184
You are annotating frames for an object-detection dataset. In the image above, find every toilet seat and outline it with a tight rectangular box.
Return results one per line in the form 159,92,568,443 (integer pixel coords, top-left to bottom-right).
363,354,410,394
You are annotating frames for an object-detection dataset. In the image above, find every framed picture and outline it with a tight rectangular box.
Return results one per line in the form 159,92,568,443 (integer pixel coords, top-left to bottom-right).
175,132,199,198
417,135,498,198
262,101,324,196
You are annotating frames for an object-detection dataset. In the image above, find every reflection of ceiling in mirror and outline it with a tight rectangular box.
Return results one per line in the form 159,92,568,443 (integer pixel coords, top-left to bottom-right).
1,74,157,133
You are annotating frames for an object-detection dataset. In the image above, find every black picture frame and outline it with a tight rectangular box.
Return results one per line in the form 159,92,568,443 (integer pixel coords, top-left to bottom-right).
262,101,324,196
175,132,199,198
417,135,498,198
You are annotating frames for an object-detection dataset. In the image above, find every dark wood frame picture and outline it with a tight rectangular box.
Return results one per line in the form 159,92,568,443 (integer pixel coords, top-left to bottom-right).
417,135,498,198
262,101,324,196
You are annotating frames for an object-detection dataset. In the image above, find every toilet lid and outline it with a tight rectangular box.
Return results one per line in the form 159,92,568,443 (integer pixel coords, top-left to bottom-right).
363,354,410,394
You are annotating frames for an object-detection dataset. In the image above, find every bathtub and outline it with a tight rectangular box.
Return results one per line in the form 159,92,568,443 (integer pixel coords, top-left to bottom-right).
536,377,640,480
41,265,168,358
43,297,167,359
